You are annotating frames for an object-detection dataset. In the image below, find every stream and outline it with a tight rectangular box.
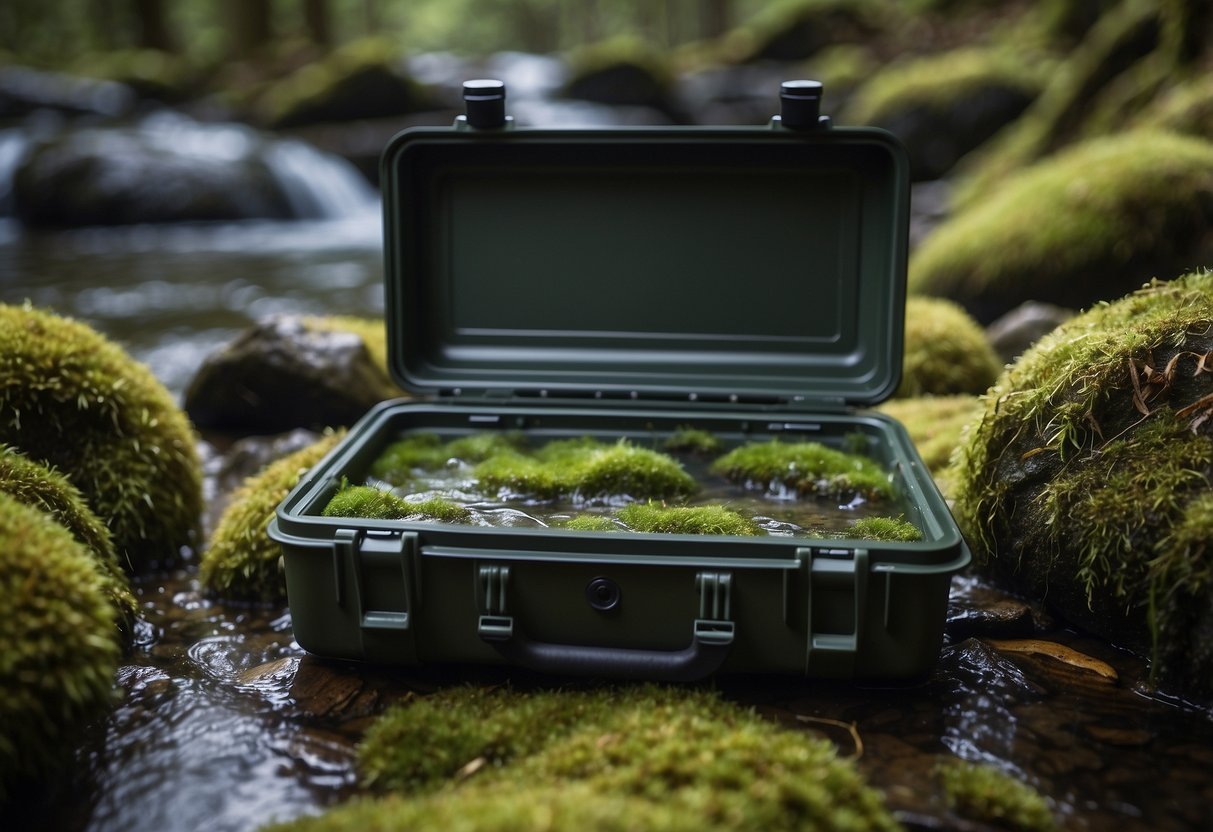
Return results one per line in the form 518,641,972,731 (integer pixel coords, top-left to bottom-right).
1,122,1211,831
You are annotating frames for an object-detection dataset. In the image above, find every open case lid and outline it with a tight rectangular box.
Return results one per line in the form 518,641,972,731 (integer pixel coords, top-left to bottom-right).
381,80,909,407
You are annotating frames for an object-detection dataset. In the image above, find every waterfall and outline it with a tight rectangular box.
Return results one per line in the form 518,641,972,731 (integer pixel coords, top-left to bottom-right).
0,131,30,216
261,138,377,220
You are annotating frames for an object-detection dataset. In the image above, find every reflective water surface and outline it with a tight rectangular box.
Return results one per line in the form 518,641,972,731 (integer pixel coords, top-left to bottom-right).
2,215,1212,832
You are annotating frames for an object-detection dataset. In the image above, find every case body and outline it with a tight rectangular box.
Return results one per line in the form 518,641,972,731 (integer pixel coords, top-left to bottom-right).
270,106,970,681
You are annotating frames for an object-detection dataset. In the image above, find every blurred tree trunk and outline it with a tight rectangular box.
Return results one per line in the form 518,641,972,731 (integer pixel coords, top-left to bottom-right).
226,0,272,57
133,0,175,51
303,0,331,47
698,0,731,39
92,0,117,49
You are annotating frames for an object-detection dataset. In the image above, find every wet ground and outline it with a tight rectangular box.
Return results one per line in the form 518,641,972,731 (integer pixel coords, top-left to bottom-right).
14,564,1213,832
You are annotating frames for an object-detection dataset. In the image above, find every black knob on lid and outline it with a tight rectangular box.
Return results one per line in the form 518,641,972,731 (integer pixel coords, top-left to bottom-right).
464,79,507,129
779,80,823,129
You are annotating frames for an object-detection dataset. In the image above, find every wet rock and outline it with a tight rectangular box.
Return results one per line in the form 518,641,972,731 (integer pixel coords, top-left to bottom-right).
910,132,1213,323
952,273,1213,698
564,40,682,122
985,301,1074,364
12,115,294,227
0,65,135,120
184,315,400,435
211,428,324,504
239,655,416,728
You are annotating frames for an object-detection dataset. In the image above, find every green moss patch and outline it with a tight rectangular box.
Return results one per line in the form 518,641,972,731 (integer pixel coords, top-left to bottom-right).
937,760,1056,832
844,516,923,542
200,431,345,604
662,427,723,456
910,131,1213,323
0,493,120,801
298,685,900,832
711,439,892,501
618,502,760,536
370,432,527,485
0,446,137,635
899,297,1002,398
952,271,1213,694
322,485,470,523
563,515,619,533
0,303,203,571
877,395,984,498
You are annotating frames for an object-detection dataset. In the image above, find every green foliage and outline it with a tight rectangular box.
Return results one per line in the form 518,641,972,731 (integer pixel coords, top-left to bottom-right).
0,303,202,571
937,760,1056,832
322,485,471,523
0,493,120,801
898,297,1003,398
711,439,892,501
200,431,345,604
617,502,760,536
0,446,138,634
310,685,899,832
952,272,1213,691
910,131,1213,322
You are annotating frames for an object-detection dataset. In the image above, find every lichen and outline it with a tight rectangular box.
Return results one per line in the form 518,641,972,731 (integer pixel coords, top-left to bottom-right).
617,502,760,536
937,760,1057,832
898,297,1003,398
0,445,138,635
322,485,470,524
711,439,892,501
308,685,900,832
952,271,1213,692
200,431,345,604
910,131,1213,323
0,493,120,801
0,303,203,571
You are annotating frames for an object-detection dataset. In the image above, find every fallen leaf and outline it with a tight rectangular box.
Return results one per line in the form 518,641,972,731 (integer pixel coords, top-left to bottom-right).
985,639,1118,681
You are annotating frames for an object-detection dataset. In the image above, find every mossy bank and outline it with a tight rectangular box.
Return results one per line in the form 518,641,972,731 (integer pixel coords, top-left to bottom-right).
0,303,202,570
953,272,1213,696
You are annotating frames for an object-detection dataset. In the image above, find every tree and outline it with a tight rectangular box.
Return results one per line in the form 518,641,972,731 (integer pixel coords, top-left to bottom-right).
133,0,175,51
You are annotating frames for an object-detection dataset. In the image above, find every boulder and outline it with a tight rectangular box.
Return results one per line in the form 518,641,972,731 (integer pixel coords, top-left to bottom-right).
985,301,1074,364
13,117,294,227
898,296,1002,398
184,315,401,435
841,49,1044,181
909,131,1213,323
952,272,1213,697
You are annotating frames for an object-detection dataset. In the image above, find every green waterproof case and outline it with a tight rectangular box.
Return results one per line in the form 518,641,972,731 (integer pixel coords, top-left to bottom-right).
269,80,970,681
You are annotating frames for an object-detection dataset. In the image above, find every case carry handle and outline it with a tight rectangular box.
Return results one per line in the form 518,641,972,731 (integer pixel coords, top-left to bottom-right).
478,616,734,682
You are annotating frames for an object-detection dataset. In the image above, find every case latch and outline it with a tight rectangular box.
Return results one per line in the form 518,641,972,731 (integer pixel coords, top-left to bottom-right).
333,529,419,639
695,571,736,646
796,547,868,676
477,564,514,640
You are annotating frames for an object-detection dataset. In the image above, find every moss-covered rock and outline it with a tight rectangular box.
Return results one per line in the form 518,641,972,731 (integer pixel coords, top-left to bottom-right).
937,760,1056,832
0,446,138,634
952,0,1166,205
876,395,983,497
618,502,760,536
711,439,891,501
322,485,470,524
200,431,344,604
564,37,679,119
0,493,120,801
0,303,202,571
952,272,1213,695
1133,73,1213,139
261,38,429,128
312,685,899,832
726,0,901,64
841,48,1045,180
185,314,402,435
909,131,1213,324
899,297,1002,397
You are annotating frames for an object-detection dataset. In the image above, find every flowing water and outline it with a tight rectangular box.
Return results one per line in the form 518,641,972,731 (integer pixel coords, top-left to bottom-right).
1,122,1212,832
